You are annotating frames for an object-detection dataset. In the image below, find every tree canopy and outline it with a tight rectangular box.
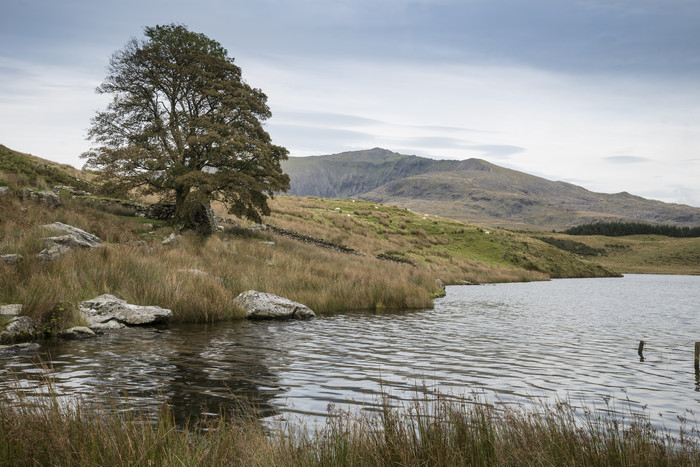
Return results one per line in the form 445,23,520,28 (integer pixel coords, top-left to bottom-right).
82,23,289,226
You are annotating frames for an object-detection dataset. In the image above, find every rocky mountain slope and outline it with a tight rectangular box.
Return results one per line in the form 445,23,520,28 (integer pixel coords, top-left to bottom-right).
282,148,700,230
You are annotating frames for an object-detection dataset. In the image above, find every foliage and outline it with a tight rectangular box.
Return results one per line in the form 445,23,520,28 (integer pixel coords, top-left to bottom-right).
82,24,289,225
564,221,700,237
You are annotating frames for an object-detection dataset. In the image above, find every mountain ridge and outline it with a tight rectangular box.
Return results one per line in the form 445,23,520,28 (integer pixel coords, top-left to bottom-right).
281,148,700,230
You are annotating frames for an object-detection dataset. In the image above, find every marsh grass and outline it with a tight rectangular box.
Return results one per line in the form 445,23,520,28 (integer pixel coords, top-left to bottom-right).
1,381,698,466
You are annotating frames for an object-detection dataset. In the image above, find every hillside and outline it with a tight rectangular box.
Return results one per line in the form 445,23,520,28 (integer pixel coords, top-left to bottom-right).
1,143,624,331
282,148,700,230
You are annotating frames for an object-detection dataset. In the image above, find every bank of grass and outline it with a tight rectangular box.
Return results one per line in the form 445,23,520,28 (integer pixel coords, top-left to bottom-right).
263,196,615,280
1,383,698,466
0,195,442,327
2,184,616,329
541,232,700,275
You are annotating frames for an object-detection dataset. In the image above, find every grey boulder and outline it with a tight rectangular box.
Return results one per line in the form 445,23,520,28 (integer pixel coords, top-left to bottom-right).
37,222,103,261
79,294,173,329
0,316,40,344
234,290,315,320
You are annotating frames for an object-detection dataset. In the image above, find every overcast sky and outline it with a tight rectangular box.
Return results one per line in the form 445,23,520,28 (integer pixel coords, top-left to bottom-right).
1,0,699,206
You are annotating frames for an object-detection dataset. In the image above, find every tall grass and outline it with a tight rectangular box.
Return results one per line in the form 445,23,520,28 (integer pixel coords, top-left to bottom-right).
1,381,698,466
1,195,441,327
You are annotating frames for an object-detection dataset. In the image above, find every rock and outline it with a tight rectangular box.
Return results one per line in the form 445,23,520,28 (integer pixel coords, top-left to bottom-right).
89,319,126,331
0,342,41,352
0,316,40,344
161,232,179,245
234,290,315,320
22,189,63,208
43,222,103,246
37,223,103,261
434,279,447,298
0,254,23,265
52,185,91,197
58,326,97,340
0,186,11,197
79,294,173,328
0,304,22,316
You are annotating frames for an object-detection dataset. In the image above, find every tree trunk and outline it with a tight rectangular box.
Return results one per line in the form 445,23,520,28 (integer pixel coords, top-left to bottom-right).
174,187,190,224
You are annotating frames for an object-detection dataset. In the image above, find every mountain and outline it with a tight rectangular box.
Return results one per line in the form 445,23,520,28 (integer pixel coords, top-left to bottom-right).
281,148,700,230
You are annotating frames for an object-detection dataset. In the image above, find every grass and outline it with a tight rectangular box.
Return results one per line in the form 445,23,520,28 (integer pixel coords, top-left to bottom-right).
0,194,444,327
1,380,698,466
540,232,700,275
2,166,616,330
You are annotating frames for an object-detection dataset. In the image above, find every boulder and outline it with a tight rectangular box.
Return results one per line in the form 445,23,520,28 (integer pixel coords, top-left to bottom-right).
79,294,173,328
37,222,103,261
0,186,11,197
0,316,40,344
161,232,180,245
58,326,97,340
0,304,22,316
0,254,23,265
234,290,315,320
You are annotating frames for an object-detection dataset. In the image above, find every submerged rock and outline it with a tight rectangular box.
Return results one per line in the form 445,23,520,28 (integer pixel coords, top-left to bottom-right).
0,316,40,344
58,326,97,340
234,290,315,320
79,294,172,329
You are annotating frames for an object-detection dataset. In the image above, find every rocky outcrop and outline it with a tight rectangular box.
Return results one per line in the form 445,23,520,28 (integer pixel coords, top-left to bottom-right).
0,316,40,344
52,185,92,197
22,188,62,208
234,290,315,320
37,222,103,261
0,254,23,265
79,294,173,329
0,186,11,197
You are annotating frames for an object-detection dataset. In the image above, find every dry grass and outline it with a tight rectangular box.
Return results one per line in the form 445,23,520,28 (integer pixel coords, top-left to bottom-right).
1,194,441,328
1,381,698,466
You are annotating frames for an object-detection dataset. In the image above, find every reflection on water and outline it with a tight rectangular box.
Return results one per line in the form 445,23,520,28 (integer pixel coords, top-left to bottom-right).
1,275,699,429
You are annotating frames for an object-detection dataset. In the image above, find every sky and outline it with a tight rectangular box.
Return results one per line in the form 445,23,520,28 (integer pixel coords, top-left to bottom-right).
1,0,699,206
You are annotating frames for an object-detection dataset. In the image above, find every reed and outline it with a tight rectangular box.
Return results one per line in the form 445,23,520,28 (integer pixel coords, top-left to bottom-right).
1,381,697,466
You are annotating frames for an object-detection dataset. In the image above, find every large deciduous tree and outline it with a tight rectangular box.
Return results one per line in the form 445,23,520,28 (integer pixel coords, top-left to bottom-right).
82,24,289,227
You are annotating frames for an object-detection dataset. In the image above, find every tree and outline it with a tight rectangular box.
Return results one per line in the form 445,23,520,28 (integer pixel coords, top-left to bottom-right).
82,24,290,228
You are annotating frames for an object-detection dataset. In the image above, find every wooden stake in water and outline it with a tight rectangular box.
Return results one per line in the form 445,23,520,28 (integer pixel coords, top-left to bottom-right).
695,342,700,373
638,340,645,362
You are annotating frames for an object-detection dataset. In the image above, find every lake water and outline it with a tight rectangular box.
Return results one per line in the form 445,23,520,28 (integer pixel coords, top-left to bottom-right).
1,274,699,431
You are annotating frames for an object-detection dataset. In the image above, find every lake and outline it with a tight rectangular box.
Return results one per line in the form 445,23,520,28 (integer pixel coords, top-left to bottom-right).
1,274,698,431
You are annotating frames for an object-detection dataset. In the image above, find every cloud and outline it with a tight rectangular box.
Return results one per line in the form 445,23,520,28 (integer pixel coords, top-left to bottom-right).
467,144,526,159
604,156,651,164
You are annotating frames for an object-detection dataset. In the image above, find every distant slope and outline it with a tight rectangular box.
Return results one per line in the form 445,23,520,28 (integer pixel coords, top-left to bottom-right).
0,144,94,189
282,148,700,229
